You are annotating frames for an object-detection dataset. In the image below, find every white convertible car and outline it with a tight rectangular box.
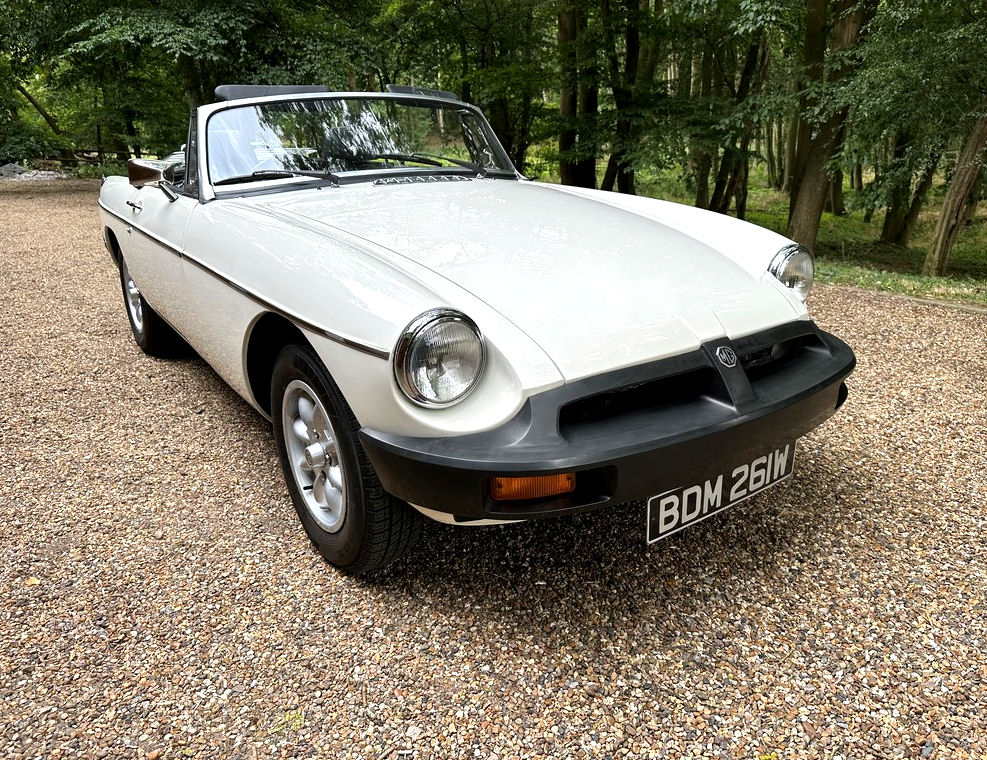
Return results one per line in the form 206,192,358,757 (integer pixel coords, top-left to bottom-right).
98,84,855,573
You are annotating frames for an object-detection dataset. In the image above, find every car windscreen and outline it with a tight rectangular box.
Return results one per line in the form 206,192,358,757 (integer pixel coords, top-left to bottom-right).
206,97,515,185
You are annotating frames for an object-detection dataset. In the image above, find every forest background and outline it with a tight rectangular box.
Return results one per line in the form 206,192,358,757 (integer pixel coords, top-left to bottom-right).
2,0,986,304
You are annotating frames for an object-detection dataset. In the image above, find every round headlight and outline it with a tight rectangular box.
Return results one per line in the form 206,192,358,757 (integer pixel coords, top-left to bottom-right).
394,310,485,407
769,243,814,302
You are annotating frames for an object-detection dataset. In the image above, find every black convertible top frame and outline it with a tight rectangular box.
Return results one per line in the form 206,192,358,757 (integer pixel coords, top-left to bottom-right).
214,84,466,103
385,84,462,102
214,85,331,102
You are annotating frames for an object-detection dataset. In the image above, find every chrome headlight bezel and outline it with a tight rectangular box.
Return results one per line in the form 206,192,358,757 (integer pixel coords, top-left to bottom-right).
394,309,486,408
769,243,814,302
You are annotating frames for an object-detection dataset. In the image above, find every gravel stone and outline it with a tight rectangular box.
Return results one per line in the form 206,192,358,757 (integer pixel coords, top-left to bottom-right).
2,180,986,758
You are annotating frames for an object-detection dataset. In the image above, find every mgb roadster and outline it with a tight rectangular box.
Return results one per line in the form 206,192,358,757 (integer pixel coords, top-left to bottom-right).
97,84,855,573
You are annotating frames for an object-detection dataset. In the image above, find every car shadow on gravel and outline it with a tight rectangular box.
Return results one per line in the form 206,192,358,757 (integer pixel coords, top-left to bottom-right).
359,437,872,639
151,348,870,641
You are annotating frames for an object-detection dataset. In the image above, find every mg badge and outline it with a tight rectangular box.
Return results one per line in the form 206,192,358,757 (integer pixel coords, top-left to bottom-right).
716,346,738,368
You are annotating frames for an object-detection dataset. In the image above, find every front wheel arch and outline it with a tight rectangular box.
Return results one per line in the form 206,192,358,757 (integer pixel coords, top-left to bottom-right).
245,312,312,417
104,227,122,267
270,343,423,573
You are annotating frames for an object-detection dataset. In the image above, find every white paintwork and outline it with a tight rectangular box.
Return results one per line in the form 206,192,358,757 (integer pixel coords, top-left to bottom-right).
129,187,196,329
180,196,563,436
410,504,519,526
98,91,815,447
261,180,803,381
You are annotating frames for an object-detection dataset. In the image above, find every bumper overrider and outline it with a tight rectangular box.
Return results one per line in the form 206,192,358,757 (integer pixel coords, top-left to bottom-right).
360,321,855,522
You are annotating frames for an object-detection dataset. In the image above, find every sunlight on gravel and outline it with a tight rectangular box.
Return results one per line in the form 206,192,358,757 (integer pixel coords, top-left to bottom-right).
1,181,985,759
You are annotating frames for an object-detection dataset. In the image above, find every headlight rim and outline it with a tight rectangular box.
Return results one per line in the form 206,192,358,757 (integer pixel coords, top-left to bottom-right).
394,308,486,408
769,243,814,302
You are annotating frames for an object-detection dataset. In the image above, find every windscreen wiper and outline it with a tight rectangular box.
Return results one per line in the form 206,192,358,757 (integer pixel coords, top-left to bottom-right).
213,169,341,186
370,152,487,175
371,152,443,167
414,153,517,178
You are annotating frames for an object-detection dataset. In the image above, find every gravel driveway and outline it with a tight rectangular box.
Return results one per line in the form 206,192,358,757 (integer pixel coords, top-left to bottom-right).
2,180,985,760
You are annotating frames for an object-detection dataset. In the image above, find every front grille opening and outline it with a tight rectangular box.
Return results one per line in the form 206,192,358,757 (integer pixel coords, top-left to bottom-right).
559,366,725,431
740,334,822,381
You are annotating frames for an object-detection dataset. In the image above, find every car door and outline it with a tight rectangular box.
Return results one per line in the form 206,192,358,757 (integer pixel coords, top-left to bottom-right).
124,185,194,331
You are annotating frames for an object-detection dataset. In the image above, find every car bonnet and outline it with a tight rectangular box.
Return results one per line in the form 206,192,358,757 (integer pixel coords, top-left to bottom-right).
257,180,802,381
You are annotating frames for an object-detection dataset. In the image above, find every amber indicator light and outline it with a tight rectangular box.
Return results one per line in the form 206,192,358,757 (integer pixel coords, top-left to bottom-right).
490,473,576,501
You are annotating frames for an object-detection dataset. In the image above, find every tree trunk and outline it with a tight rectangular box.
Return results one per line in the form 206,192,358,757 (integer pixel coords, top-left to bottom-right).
601,123,635,194
787,0,827,204
963,198,979,225
126,117,141,159
676,42,692,99
766,121,777,188
735,149,750,220
787,0,876,249
599,0,661,195
559,2,595,186
15,83,61,135
881,192,910,242
787,139,832,248
15,82,78,164
574,79,599,187
513,90,533,172
694,154,712,208
825,170,846,216
962,167,984,225
897,153,939,246
692,44,713,208
880,131,912,243
710,147,740,213
601,123,633,194
176,54,206,109
773,120,784,189
923,109,987,276
639,0,666,87
863,201,876,223
782,115,798,192
708,40,764,214
488,96,512,162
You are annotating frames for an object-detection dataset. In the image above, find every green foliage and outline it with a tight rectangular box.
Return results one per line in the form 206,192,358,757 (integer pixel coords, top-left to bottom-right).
842,0,987,210
72,160,128,178
0,118,59,163
1,0,354,161
0,0,984,286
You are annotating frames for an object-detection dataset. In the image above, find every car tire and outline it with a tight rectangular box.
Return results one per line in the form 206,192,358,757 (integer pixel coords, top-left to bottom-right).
119,257,182,356
271,344,422,574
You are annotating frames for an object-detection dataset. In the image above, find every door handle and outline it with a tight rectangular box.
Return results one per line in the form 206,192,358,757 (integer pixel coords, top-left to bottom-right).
126,200,143,212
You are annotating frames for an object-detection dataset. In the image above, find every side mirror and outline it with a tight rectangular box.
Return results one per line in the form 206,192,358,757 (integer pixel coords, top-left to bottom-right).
163,163,185,184
127,158,179,203
128,158,166,187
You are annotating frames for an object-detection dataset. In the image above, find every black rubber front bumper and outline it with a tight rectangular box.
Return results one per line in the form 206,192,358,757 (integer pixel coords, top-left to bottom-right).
360,321,855,521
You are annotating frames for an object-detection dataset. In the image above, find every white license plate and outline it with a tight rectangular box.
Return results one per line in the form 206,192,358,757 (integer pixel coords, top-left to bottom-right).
646,442,796,544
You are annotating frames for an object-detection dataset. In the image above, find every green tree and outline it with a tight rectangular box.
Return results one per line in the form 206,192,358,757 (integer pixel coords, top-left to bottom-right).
786,0,877,251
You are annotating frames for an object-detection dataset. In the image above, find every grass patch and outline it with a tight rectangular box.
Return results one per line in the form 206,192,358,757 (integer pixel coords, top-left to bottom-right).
627,164,987,308
267,709,305,735
815,260,987,307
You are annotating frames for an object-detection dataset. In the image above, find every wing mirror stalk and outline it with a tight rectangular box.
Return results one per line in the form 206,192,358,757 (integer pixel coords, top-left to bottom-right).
158,182,179,202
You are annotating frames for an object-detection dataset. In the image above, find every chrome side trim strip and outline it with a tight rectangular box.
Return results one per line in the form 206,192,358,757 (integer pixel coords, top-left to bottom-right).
98,201,391,360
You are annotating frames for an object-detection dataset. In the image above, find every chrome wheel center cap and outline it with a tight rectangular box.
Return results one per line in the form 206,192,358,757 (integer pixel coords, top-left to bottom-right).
304,442,330,469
